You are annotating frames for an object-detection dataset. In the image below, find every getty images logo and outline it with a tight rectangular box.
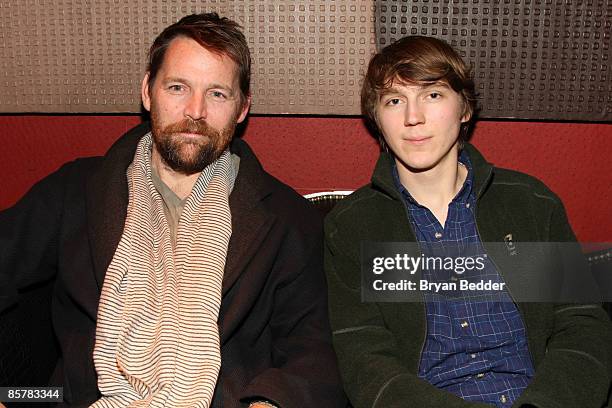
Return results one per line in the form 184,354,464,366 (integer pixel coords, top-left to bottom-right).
504,233,518,256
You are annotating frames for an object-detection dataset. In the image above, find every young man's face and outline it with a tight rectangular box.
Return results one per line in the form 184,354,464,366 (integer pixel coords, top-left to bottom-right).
375,80,469,173
142,36,250,174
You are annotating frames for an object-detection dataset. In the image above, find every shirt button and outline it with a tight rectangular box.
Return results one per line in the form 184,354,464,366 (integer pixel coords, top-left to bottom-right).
460,321,469,328
434,232,442,239
466,203,470,208
476,373,485,378
470,353,476,359
500,395,507,403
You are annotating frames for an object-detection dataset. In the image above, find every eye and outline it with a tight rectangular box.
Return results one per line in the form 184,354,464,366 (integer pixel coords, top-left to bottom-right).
167,84,185,93
385,97,402,106
428,91,442,100
210,90,227,100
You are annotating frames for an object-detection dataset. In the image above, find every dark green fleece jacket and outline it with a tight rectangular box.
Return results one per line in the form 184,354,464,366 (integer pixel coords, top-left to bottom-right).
324,144,611,408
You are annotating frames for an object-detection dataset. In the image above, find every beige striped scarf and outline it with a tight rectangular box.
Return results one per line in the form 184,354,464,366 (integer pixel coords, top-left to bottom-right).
92,133,236,408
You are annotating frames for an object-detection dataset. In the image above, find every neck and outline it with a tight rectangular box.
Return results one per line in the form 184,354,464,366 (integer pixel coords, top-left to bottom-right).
396,146,466,225
151,148,200,200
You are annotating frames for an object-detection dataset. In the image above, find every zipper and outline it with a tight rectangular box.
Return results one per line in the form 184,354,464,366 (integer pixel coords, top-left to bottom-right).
472,173,537,368
417,276,427,375
405,210,428,373
393,185,428,373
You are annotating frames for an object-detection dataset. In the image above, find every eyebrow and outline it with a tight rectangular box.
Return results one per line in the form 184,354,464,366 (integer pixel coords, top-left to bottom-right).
379,87,403,96
379,82,450,97
421,82,451,90
162,76,188,85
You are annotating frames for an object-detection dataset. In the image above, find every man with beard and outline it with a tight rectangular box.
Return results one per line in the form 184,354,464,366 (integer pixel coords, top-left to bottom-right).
0,13,346,408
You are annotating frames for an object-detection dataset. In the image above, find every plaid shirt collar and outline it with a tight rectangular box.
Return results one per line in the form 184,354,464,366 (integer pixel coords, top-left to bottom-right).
391,149,475,208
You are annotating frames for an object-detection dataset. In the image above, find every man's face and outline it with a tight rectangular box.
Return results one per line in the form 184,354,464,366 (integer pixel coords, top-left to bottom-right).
142,36,250,174
375,80,469,173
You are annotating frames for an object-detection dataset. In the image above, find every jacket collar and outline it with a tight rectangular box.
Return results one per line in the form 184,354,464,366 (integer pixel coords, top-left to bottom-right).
223,134,276,296
86,122,145,289
370,142,494,201
86,122,275,295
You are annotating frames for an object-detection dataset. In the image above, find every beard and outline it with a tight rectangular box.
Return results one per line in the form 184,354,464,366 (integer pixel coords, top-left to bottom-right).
151,113,236,175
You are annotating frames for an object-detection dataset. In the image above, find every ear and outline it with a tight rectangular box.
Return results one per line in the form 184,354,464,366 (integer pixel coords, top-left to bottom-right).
236,94,252,124
141,73,152,112
460,102,472,123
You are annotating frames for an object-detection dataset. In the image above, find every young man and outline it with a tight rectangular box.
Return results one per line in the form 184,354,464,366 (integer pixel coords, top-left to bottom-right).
325,36,611,407
0,13,345,407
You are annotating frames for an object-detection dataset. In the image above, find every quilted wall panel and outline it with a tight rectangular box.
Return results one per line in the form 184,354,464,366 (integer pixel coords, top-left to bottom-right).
0,0,609,119
0,0,376,114
375,0,611,120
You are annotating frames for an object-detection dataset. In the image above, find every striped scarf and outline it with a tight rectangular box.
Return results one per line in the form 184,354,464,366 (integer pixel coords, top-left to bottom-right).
91,133,236,408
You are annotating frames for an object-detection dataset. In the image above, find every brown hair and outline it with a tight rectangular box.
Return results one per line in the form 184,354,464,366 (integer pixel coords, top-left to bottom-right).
361,36,476,146
147,13,251,104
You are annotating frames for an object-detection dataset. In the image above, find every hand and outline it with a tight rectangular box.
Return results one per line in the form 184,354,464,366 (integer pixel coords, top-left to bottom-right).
248,403,277,408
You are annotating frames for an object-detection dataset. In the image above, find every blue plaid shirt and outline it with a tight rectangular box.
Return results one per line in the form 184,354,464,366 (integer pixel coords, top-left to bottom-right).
393,151,535,407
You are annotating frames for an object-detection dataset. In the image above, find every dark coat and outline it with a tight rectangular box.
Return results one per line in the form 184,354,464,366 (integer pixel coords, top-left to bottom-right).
325,144,612,408
0,122,346,407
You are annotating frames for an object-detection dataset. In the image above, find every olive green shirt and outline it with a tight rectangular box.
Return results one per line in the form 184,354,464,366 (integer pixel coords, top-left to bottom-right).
150,154,240,247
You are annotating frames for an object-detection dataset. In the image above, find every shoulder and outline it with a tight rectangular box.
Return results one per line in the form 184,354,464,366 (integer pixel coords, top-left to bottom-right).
231,139,323,236
231,154,323,242
324,183,403,251
1,156,105,242
488,166,564,208
62,156,104,178
325,183,403,225
19,156,103,203
465,143,564,210
326,184,384,222
262,172,323,235
481,166,576,241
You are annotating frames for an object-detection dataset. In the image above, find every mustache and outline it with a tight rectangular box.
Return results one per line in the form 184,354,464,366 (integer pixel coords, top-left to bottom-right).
162,119,216,137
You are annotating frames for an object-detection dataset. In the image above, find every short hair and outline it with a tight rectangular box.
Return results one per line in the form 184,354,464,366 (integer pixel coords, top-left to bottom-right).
361,36,477,146
146,13,251,104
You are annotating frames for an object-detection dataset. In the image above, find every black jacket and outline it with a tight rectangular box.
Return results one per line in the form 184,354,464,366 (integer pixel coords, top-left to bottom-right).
1,122,346,407
325,144,612,408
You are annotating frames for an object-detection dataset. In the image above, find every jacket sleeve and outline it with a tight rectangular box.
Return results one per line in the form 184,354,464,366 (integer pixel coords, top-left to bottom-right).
0,163,72,313
239,219,347,408
324,218,491,408
514,201,612,408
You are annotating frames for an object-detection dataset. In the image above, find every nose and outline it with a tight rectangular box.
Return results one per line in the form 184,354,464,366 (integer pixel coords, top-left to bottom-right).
404,101,425,126
184,92,207,121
